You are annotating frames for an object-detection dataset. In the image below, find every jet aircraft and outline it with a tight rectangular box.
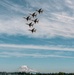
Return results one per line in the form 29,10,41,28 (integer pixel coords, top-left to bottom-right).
26,22,34,27
36,8,43,14
32,18,39,23
23,16,31,21
30,12,37,18
29,28,36,33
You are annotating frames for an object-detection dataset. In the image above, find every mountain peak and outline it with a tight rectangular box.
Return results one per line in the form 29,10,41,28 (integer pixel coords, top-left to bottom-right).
18,65,37,73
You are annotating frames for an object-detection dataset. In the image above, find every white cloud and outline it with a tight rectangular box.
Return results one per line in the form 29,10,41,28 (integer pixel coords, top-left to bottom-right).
0,0,74,38
0,44,74,51
0,17,74,38
0,51,74,58
0,18,32,35
65,0,74,9
0,0,32,14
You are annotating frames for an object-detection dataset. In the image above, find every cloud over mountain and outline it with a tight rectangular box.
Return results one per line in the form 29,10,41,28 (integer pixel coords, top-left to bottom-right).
18,65,37,72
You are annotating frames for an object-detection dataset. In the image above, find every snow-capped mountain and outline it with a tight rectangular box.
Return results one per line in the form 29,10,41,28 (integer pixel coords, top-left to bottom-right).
18,65,37,73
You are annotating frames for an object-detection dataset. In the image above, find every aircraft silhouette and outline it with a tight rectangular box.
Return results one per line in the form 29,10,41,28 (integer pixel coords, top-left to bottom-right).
23,16,31,21
36,8,43,14
32,18,39,23
26,22,34,27
29,28,36,33
30,12,37,18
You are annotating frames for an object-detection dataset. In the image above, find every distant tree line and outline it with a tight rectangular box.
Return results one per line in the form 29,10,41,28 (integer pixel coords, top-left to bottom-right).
0,72,74,75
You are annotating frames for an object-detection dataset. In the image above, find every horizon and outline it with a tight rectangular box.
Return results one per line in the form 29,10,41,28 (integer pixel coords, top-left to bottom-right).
0,0,74,73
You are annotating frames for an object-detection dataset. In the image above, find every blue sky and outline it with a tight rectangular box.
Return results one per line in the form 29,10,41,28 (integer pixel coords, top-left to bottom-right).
0,0,74,73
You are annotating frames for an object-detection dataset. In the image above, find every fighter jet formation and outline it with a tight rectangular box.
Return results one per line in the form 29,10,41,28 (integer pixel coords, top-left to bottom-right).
23,8,43,33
